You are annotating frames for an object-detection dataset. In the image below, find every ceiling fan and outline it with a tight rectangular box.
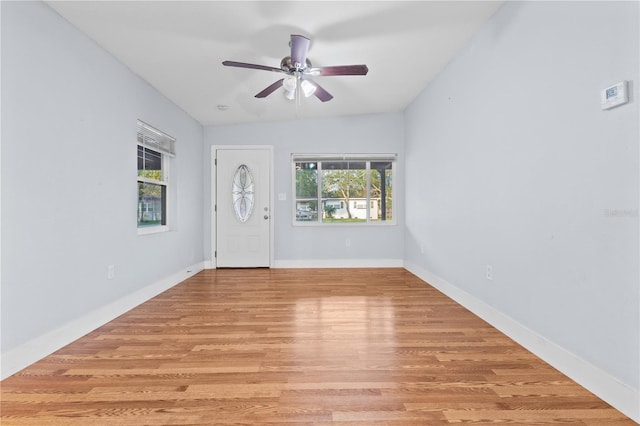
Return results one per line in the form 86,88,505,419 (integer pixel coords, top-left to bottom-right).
222,34,368,102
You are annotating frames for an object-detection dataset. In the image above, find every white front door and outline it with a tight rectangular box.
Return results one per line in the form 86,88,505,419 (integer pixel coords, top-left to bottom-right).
215,148,271,267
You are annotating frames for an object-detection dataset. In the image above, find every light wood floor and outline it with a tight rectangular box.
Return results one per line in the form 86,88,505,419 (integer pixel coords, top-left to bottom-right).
1,268,635,425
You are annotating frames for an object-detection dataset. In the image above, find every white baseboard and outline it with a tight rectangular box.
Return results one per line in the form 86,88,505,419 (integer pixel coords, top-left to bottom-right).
0,262,205,380
273,258,404,269
205,259,404,269
404,261,640,424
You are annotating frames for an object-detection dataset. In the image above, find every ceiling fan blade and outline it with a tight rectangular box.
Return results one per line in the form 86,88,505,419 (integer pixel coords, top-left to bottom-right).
222,60,283,73
303,79,333,102
313,85,333,102
255,79,284,98
290,34,311,68
307,64,369,76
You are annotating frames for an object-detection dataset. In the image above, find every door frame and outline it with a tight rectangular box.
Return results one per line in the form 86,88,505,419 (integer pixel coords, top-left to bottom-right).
211,145,274,268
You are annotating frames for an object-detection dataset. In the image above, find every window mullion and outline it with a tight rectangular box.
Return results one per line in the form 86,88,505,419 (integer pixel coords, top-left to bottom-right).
365,161,371,222
317,161,323,223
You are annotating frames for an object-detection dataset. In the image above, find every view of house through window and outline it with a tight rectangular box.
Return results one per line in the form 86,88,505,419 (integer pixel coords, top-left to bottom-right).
137,120,175,232
293,155,395,224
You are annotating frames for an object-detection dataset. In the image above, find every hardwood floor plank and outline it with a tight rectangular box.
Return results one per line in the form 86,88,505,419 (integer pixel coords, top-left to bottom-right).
443,408,625,423
1,268,634,425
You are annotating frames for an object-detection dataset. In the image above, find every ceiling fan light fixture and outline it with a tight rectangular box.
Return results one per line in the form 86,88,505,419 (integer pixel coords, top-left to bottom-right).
283,76,299,100
300,80,316,98
284,89,295,100
282,76,297,92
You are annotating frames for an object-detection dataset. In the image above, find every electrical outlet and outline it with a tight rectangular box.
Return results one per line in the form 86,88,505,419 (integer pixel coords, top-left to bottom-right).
345,238,351,247
107,264,115,280
420,244,425,254
486,265,493,281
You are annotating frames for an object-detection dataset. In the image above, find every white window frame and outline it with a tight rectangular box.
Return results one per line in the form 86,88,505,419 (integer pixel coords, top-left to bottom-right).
137,120,175,235
291,153,397,226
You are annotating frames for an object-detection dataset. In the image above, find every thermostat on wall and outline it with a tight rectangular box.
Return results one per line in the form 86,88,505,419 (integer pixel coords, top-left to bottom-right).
601,81,629,110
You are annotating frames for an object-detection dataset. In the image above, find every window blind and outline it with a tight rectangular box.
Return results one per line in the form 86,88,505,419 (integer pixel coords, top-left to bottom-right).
137,120,176,157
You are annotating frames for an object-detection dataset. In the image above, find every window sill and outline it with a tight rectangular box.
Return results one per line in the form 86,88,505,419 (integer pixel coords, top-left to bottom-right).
137,225,169,235
292,221,397,227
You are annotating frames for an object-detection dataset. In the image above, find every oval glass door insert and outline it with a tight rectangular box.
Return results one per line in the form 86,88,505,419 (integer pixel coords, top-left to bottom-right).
232,164,255,222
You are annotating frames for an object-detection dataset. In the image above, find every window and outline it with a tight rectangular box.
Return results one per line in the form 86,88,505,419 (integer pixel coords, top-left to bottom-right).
137,120,175,233
292,154,396,224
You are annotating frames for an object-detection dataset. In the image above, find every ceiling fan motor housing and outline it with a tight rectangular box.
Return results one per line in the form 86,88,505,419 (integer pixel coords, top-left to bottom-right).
280,56,312,73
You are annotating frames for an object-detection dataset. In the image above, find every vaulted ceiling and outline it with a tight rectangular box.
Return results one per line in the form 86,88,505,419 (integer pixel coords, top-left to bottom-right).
46,1,504,126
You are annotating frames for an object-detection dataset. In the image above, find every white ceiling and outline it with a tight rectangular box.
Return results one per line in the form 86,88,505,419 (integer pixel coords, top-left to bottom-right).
46,1,504,127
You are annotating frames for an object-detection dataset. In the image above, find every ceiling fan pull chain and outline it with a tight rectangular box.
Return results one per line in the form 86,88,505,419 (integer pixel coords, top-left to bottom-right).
296,73,301,116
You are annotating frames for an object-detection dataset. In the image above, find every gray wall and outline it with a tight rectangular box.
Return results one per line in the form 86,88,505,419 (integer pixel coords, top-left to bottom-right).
404,0,639,390
2,0,638,415
204,113,405,265
1,2,204,354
